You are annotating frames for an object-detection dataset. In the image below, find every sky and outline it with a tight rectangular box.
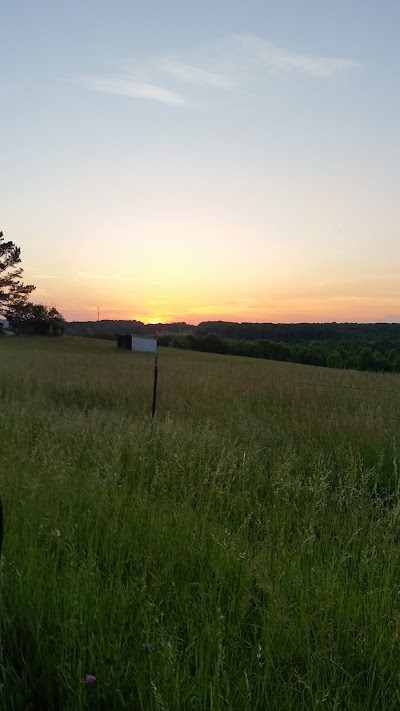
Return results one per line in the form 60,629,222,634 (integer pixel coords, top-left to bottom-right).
1,1,399,324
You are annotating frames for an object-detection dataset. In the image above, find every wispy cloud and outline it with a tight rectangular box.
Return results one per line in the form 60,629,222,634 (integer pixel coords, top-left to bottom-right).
234,36,358,77
158,59,234,88
32,274,64,279
77,75,188,106
76,272,167,285
76,35,358,108
76,271,131,280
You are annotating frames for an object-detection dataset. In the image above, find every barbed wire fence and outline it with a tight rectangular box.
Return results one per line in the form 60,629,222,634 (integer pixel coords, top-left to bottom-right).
150,358,400,435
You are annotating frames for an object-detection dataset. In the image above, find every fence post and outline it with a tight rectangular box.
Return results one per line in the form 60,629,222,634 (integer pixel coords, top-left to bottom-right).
0,497,3,557
152,356,158,419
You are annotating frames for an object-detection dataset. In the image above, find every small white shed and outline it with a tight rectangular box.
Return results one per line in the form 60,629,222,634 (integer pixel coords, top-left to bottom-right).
131,336,157,353
117,334,157,353
0,319,14,335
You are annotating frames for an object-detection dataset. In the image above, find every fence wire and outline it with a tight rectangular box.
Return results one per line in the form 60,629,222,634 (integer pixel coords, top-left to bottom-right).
157,365,400,427
162,369,400,395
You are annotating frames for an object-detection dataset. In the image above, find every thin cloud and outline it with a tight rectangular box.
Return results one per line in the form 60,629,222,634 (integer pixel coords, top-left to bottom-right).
76,272,131,280
234,35,358,77
32,274,64,279
78,75,188,106
76,36,358,110
159,59,234,88
76,272,167,284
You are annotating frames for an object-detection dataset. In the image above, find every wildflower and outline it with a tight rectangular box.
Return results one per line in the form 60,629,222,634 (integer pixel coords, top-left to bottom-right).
143,643,156,653
85,674,96,686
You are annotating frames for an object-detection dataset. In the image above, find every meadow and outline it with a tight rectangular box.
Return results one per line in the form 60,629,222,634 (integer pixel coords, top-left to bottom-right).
1,336,400,710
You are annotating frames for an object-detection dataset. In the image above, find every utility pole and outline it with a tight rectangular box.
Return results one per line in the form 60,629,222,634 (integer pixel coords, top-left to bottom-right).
97,306,100,322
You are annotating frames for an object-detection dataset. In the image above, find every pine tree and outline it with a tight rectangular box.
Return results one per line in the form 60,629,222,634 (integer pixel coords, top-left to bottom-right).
0,230,35,314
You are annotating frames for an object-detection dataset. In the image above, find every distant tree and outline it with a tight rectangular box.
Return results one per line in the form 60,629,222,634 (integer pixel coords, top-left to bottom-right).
304,346,325,367
393,355,400,373
297,345,311,365
387,348,398,365
326,351,344,369
184,334,197,350
357,346,375,371
170,335,190,349
7,303,65,335
371,350,390,373
0,230,35,315
197,333,228,354
157,334,173,347
344,350,358,370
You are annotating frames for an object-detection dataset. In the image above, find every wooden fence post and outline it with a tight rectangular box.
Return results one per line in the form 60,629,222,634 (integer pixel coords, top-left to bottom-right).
152,356,158,418
0,497,3,557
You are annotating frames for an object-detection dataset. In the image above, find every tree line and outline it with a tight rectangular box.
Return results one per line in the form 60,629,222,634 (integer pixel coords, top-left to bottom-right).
157,332,400,374
67,316,400,374
67,319,400,345
195,320,400,343
0,230,64,333
66,320,191,338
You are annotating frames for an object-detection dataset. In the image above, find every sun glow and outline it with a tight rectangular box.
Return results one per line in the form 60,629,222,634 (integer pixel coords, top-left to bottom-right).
146,316,166,325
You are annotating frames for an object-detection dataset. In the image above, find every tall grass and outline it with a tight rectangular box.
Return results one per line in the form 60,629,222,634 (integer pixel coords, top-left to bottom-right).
1,337,400,709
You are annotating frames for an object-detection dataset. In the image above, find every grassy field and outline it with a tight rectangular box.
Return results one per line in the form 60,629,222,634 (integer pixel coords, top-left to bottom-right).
1,336,400,710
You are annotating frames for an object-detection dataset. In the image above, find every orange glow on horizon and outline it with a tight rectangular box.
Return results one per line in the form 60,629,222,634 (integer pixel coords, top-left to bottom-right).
25,269,400,325
60,300,400,325
146,316,166,325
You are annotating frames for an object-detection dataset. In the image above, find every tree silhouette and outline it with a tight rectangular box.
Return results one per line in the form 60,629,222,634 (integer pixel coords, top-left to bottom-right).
7,303,65,335
0,230,35,314
326,351,344,369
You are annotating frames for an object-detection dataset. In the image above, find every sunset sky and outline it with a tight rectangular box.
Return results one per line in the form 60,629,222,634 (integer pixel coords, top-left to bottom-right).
1,1,399,324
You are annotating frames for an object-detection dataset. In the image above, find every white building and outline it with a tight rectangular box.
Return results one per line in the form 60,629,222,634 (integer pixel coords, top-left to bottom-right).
0,319,14,335
117,334,157,353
